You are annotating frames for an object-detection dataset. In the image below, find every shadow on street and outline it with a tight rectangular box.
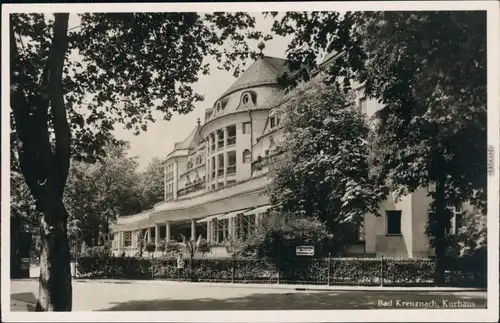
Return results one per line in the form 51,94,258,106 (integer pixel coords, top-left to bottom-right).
97,291,487,311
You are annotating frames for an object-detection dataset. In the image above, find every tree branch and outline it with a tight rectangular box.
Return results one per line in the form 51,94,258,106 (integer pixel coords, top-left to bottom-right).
47,13,71,196
10,15,52,199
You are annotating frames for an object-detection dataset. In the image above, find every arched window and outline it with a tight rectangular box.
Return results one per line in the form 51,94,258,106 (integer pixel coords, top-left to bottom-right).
242,149,252,164
243,93,250,104
216,101,222,112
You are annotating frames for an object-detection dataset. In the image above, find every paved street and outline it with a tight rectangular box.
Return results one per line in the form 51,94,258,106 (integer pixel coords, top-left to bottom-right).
11,279,487,311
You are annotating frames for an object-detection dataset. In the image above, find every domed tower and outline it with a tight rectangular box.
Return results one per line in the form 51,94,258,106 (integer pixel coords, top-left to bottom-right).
200,44,289,190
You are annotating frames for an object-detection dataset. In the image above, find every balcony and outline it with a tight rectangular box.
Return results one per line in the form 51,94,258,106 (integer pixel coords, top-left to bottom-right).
227,136,236,146
226,165,236,175
177,180,206,197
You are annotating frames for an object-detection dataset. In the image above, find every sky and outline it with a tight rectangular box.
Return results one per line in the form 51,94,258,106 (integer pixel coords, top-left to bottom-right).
67,13,293,170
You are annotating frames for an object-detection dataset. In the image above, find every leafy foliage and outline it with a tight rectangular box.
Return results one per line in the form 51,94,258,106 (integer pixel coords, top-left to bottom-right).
452,209,487,258
181,234,212,258
145,242,156,254
266,84,386,240
76,255,484,287
164,240,181,255
236,212,344,260
138,157,165,210
64,142,143,248
269,10,487,284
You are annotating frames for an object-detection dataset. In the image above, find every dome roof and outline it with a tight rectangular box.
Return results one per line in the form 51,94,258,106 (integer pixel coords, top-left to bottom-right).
218,55,289,100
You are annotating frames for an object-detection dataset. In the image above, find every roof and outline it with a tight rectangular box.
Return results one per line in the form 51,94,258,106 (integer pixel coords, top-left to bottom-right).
174,124,203,151
218,55,289,100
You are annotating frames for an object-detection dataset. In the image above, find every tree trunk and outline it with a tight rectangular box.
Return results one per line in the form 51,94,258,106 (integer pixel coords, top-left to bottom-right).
10,13,72,311
35,201,73,311
434,163,447,286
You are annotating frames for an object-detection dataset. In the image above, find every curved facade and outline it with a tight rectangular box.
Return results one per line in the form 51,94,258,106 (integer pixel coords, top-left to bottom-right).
111,52,469,259
111,55,291,257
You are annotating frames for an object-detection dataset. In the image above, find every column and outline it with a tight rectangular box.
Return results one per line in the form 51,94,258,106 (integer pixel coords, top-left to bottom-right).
165,221,171,242
191,218,196,240
163,165,167,201
207,221,212,243
206,137,211,188
228,218,234,240
223,127,228,186
155,224,160,246
173,160,178,199
147,227,153,243
117,232,123,251
215,148,219,189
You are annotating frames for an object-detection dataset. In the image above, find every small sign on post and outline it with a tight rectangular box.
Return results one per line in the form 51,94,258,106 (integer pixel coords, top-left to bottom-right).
296,245,315,256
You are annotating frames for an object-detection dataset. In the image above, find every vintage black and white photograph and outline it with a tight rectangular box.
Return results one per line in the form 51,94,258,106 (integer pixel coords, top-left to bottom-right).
2,2,499,322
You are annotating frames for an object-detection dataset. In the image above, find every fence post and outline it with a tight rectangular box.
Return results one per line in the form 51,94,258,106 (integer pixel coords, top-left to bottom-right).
327,253,331,286
380,255,384,287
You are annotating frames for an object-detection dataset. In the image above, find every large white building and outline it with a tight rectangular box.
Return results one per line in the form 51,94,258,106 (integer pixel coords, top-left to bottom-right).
111,49,464,258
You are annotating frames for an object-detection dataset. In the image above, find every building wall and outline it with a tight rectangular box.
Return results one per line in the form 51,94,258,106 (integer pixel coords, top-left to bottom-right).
112,54,471,260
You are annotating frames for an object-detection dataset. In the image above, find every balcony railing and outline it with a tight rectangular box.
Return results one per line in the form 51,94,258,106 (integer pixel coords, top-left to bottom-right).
177,180,206,197
226,165,236,175
227,136,236,146
217,139,224,149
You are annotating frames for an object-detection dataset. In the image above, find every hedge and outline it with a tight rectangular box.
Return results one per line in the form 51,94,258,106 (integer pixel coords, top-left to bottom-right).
76,255,486,287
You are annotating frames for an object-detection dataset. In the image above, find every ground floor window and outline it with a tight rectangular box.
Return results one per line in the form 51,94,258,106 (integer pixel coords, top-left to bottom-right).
123,231,132,247
386,210,402,235
212,218,229,244
235,213,256,240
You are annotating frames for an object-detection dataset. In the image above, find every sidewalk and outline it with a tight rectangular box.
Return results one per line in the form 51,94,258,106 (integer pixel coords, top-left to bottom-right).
68,278,487,293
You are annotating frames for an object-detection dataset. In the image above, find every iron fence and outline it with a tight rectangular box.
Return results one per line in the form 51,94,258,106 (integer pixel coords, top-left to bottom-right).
76,254,486,287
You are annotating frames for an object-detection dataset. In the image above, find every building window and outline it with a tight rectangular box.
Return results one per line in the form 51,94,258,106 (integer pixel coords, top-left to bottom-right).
227,180,237,186
123,231,132,247
227,125,236,145
227,151,236,174
212,218,229,244
386,211,402,235
217,153,224,176
243,93,250,104
236,213,256,240
270,117,276,129
216,101,222,112
359,97,367,114
428,206,462,235
217,129,225,149
242,122,251,134
242,149,252,163
210,133,216,151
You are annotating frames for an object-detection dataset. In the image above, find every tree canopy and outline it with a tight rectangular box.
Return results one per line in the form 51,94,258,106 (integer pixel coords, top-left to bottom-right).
266,84,387,247
10,12,265,311
269,11,487,283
